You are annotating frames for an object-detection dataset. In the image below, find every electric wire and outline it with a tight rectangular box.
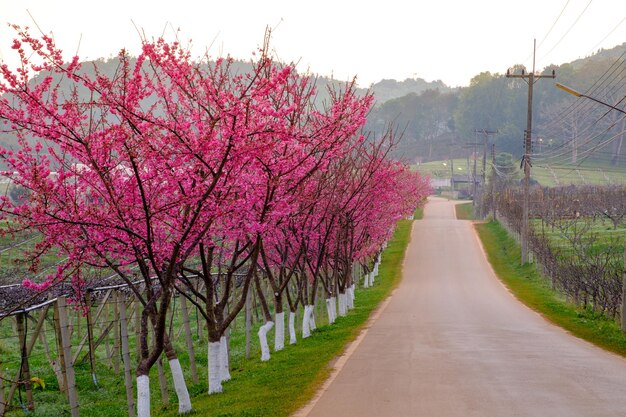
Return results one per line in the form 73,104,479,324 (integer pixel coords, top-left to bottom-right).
537,0,572,51
538,0,595,64
586,17,626,56
532,50,626,166
539,48,626,137
536,97,626,162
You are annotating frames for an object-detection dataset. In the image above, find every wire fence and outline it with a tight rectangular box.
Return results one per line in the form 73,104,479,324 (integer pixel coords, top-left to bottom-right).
0,261,372,416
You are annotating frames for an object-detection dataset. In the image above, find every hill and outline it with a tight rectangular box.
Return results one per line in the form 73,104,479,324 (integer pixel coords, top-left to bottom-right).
369,78,453,105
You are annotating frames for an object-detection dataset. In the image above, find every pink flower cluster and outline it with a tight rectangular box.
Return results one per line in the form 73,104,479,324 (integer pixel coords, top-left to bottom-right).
0,26,429,300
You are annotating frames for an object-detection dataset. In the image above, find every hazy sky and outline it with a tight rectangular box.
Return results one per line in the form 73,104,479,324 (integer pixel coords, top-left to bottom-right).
1,0,625,88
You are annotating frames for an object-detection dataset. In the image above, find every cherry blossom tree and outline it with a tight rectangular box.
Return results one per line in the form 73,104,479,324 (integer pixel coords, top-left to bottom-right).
0,24,429,413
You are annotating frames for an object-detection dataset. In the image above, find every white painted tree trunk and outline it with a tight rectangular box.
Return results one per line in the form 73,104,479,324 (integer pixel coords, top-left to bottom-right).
330,296,337,322
208,341,222,394
347,285,355,310
219,336,231,382
308,304,317,330
302,305,311,338
274,312,285,351
258,321,274,361
338,292,347,317
326,298,333,324
168,358,192,414
363,272,369,288
288,311,297,344
326,298,335,324
137,374,150,417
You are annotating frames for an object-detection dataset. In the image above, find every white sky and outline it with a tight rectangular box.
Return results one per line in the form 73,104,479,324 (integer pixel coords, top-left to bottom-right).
0,0,625,88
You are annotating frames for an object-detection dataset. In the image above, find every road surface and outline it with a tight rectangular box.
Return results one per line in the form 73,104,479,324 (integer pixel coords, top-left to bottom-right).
301,197,626,417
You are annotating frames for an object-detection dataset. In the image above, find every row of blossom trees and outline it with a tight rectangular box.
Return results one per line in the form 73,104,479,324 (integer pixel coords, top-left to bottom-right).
0,27,429,416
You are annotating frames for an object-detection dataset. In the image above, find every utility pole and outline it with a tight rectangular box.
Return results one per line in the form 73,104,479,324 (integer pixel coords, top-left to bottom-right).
473,141,477,204
467,156,470,193
481,130,498,183
450,158,454,192
506,40,555,264
491,144,496,220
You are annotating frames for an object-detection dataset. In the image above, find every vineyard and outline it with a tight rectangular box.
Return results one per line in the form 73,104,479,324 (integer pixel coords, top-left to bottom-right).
488,185,626,320
0,223,410,416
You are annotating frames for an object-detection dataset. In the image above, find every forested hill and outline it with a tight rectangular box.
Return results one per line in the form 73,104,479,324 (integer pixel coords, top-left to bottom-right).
2,42,625,167
570,42,626,69
368,78,452,104
0,55,450,156
366,42,626,165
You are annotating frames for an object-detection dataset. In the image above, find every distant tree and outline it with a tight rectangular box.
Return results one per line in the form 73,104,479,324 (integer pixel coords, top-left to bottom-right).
8,184,30,205
365,89,458,162
494,152,521,186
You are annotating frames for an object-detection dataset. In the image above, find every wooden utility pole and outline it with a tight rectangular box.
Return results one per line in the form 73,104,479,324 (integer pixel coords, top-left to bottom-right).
491,144,497,220
473,141,477,203
450,158,454,191
506,39,555,264
476,129,498,183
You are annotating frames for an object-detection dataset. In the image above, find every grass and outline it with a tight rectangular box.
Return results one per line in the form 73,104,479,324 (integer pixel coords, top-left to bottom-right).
413,158,626,187
475,220,626,357
413,206,424,220
155,218,413,416
0,217,413,416
414,159,471,179
455,202,474,220
531,218,625,253
0,215,416,417
530,163,626,187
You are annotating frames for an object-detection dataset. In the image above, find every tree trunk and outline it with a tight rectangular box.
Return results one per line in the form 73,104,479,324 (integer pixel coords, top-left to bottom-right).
338,290,347,317
219,336,231,382
137,373,151,417
273,292,285,351
325,298,335,324
167,358,192,414
274,311,285,351
161,322,192,413
347,285,355,310
288,310,297,344
254,271,274,361
207,336,222,394
302,305,311,338
258,321,274,361
308,304,317,330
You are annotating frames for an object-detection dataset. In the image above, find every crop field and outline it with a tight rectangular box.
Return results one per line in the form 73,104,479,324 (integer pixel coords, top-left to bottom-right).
0,219,414,417
531,217,625,255
415,159,626,187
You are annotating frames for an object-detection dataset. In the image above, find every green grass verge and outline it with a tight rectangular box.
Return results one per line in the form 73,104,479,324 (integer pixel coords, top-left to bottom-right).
475,220,626,357
413,206,424,220
414,159,471,179
156,219,413,417
455,202,474,220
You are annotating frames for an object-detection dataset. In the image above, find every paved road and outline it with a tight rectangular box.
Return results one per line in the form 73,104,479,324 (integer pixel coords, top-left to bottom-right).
303,197,626,417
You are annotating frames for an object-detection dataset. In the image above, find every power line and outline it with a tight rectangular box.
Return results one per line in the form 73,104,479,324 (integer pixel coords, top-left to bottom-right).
537,0,572,51
506,40,556,264
586,16,626,55
538,0,594,64
536,50,626,155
